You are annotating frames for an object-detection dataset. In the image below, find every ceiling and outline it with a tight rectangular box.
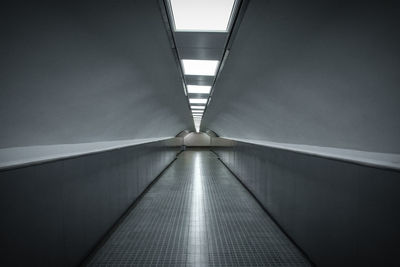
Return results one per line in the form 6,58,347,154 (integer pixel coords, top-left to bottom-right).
0,0,193,148
1,0,399,153
202,0,400,153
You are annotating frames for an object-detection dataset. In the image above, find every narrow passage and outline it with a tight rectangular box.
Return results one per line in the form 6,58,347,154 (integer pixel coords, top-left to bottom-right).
87,150,311,266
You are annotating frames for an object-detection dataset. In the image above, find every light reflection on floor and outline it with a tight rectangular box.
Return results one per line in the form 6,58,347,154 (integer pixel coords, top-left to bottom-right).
188,152,208,266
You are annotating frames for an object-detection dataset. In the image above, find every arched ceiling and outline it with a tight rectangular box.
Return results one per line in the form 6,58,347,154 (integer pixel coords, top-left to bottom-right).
0,0,193,148
202,0,400,153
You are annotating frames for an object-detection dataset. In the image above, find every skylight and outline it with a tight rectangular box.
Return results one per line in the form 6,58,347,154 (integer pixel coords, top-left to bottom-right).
169,0,236,32
187,85,212,94
189,98,208,104
182,60,219,76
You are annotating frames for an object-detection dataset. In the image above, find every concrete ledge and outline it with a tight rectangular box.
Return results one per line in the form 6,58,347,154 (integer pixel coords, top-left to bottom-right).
0,137,182,171
221,137,400,171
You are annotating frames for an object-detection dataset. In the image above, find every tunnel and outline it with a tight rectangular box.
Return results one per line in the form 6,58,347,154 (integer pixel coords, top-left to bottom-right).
1,0,400,266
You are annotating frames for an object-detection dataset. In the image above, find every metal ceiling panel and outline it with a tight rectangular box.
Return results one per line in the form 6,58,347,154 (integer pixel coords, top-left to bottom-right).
177,47,224,60
185,76,215,86
174,32,228,49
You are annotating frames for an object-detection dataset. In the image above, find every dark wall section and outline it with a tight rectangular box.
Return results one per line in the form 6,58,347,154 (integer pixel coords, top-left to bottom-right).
213,142,400,266
0,0,192,148
203,0,400,153
0,139,181,267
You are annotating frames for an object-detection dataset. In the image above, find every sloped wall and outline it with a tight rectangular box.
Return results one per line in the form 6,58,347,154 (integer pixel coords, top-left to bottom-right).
203,0,400,153
0,0,192,148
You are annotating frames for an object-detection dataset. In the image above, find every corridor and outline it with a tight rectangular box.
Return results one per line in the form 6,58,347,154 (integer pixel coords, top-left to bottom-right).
1,0,400,266
87,150,310,266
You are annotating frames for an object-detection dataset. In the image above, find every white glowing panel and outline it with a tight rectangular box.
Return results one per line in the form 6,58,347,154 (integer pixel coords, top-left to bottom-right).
187,85,212,94
182,60,219,76
191,106,205,110
170,0,236,32
189,98,208,104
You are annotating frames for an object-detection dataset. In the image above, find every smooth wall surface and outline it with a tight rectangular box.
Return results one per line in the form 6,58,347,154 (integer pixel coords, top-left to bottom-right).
183,132,211,146
0,0,192,148
203,0,400,153
213,142,400,266
0,139,181,267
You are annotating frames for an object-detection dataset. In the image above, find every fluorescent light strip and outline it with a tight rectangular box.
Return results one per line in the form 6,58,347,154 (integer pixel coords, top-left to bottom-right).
189,98,208,104
191,106,205,110
187,85,212,94
170,0,236,32
182,60,219,76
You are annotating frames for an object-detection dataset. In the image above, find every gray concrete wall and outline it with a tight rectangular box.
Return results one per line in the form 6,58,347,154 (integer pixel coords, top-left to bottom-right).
203,0,400,153
0,139,182,267
213,141,400,266
0,0,192,149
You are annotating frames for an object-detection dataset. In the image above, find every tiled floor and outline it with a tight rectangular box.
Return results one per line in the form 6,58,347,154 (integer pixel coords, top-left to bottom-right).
87,150,311,266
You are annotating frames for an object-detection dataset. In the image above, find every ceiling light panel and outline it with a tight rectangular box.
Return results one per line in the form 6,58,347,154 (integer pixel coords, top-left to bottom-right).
170,0,236,32
182,60,219,76
189,98,208,104
187,85,212,94
191,105,205,110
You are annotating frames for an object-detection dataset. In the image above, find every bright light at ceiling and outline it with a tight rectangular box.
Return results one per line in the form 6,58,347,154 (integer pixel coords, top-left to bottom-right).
187,85,212,94
169,0,236,32
189,98,208,104
182,60,219,76
191,105,205,110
